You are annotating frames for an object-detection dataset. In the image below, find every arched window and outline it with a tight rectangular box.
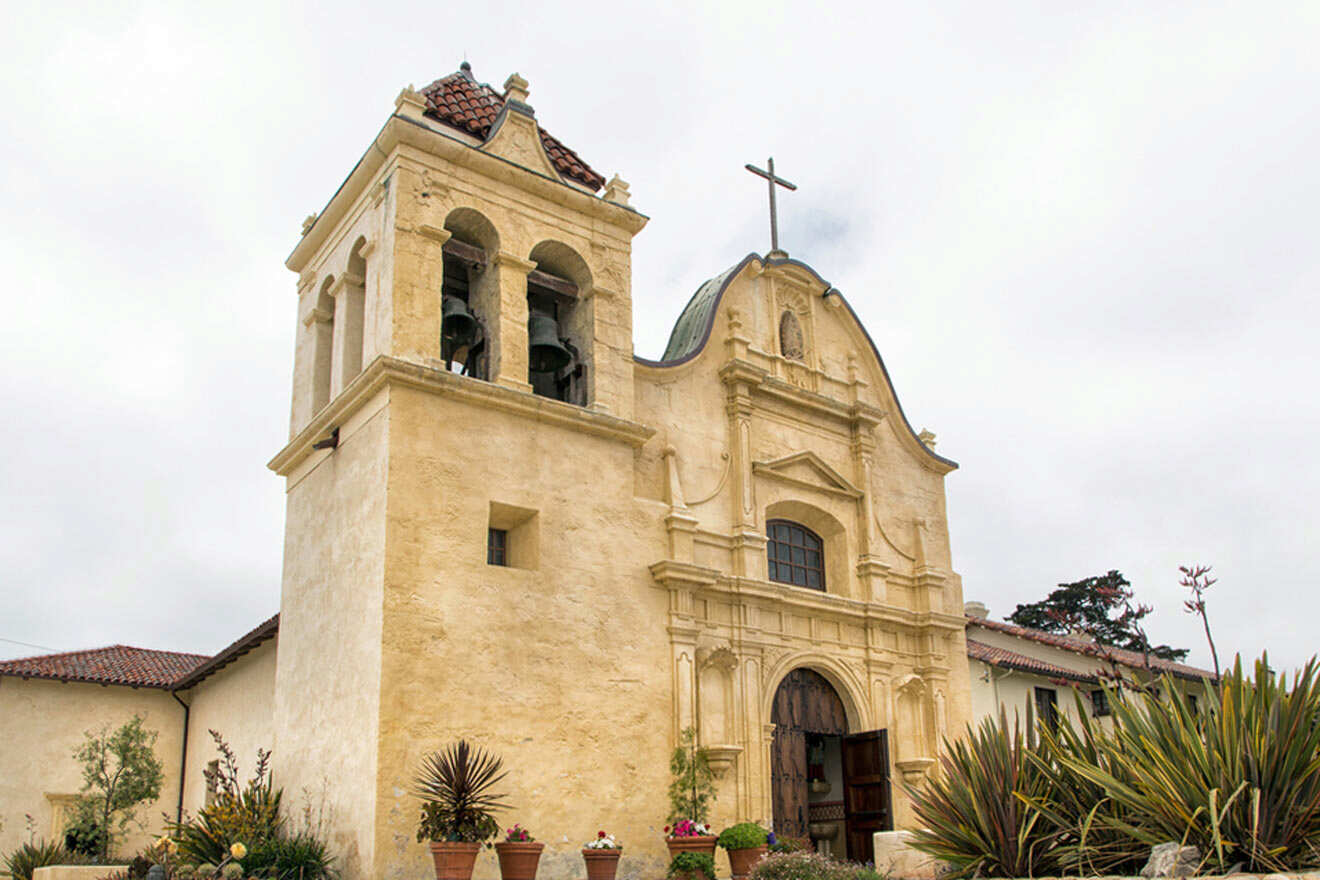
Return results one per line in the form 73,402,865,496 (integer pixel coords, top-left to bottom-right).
779,311,804,361
766,519,825,591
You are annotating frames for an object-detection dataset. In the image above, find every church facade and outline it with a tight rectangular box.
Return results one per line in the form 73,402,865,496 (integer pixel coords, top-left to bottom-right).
0,63,973,880
265,63,972,880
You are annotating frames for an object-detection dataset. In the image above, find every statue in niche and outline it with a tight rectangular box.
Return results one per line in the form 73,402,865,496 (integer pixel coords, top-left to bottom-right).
779,311,805,361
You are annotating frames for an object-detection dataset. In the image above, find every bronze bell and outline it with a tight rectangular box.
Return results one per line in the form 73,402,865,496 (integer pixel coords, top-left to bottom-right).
441,296,480,352
527,313,572,373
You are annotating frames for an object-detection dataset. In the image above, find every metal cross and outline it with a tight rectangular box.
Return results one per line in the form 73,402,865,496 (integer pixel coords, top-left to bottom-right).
745,157,797,256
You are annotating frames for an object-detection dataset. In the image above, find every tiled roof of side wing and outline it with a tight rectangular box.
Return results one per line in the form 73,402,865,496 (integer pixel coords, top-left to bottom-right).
966,638,1100,684
968,617,1216,682
0,644,209,688
0,614,280,690
419,66,606,191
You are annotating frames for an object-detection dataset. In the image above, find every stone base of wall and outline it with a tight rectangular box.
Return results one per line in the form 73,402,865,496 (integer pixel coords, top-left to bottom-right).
872,831,939,879
32,865,127,880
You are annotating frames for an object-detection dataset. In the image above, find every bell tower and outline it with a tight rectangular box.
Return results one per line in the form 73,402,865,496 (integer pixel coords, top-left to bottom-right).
268,63,649,880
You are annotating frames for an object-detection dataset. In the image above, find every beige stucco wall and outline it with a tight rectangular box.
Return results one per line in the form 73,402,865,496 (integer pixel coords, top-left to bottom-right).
0,678,184,859
179,639,278,817
271,384,389,880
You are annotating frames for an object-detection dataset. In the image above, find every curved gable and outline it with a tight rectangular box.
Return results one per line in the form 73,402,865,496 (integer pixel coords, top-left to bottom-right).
639,253,958,472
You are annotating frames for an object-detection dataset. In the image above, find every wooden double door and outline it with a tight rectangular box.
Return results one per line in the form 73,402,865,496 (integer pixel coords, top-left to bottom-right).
770,669,893,864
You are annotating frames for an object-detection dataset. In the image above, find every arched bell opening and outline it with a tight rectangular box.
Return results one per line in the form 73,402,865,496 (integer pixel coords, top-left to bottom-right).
769,668,891,864
311,276,336,412
526,241,592,405
440,208,498,378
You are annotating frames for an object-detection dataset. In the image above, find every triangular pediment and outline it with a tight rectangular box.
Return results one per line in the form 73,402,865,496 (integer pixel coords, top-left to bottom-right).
752,451,863,499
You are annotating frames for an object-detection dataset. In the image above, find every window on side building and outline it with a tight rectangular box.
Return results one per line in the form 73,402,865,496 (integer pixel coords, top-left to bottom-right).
1035,686,1059,731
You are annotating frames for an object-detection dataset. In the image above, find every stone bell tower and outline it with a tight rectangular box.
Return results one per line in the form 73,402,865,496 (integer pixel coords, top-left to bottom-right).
268,63,649,880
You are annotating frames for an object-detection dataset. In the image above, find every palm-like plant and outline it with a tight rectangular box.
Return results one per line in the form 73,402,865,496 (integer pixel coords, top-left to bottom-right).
414,740,511,843
907,709,1060,878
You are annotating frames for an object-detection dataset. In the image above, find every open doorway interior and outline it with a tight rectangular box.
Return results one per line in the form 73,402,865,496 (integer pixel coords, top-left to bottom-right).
805,732,845,857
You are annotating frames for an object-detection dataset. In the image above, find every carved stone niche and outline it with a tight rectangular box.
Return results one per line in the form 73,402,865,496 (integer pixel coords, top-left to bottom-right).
697,643,742,778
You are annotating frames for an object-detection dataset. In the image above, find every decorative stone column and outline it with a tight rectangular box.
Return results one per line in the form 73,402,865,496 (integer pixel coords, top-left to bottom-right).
490,252,536,393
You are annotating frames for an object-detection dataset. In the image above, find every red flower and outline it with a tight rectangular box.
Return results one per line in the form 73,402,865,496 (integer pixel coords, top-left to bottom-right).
598,831,606,838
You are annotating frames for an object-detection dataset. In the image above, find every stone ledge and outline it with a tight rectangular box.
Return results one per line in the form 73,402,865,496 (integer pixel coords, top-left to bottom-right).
33,865,128,880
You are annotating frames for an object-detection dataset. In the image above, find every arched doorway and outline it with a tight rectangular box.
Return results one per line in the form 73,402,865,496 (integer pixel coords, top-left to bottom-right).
770,669,892,863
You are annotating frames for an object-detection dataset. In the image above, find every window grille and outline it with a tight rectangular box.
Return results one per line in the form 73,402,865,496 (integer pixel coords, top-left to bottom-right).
766,520,825,591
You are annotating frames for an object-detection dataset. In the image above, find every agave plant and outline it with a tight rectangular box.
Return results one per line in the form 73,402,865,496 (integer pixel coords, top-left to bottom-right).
1023,688,1148,876
907,709,1061,878
1058,656,1320,873
414,740,510,843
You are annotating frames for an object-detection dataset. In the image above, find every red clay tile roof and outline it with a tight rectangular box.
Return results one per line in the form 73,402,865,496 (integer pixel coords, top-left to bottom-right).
420,65,606,191
0,644,209,689
967,617,1216,682
174,614,279,690
0,614,280,690
966,638,1100,684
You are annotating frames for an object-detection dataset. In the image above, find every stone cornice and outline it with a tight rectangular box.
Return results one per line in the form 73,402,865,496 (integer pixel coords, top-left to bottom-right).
647,564,967,634
288,114,648,273
269,355,654,475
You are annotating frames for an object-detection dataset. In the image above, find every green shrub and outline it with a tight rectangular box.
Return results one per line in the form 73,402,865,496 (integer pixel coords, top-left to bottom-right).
767,837,809,854
2,840,87,880
61,808,106,858
195,862,217,877
243,832,337,880
750,850,881,880
220,863,244,880
667,851,716,879
717,822,769,850
169,733,283,867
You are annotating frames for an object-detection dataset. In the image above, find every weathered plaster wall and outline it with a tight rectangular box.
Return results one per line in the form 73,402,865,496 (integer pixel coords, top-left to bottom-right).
272,386,389,880
179,640,279,816
372,383,672,880
0,678,184,858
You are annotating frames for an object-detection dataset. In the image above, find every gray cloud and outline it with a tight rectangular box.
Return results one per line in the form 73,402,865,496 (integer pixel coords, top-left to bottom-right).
1,0,1316,673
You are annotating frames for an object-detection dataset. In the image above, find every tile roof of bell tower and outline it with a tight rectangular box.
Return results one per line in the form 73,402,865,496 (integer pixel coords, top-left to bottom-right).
419,62,606,191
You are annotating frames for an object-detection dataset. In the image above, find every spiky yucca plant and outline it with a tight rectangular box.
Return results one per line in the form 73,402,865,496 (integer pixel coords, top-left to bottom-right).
414,740,510,843
907,709,1060,878
1059,656,1320,873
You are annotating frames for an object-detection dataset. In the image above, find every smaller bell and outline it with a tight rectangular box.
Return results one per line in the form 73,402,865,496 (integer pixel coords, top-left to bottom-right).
441,296,480,352
528,314,572,373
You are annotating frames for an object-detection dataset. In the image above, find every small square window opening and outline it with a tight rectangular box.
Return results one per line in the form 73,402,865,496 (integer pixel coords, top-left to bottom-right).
487,528,508,566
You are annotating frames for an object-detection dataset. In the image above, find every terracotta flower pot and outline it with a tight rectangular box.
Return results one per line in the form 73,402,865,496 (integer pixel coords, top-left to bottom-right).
495,841,545,880
430,841,482,880
666,835,717,861
727,845,768,880
582,848,622,880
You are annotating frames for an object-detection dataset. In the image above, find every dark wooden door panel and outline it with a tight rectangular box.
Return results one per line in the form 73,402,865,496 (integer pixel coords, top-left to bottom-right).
842,730,892,864
771,669,848,841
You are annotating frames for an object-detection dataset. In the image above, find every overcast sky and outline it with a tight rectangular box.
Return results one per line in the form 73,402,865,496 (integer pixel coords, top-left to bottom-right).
1,1,1317,675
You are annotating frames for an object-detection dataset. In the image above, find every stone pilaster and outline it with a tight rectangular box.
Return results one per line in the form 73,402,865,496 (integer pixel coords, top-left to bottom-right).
490,252,536,393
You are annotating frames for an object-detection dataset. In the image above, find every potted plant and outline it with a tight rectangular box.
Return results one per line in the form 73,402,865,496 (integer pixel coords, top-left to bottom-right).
415,740,510,880
494,825,543,880
581,831,622,880
665,727,717,859
667,851,716,880
716,823,770,879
